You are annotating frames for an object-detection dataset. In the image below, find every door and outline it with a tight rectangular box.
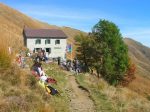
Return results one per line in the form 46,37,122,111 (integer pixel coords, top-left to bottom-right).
45,48,51,57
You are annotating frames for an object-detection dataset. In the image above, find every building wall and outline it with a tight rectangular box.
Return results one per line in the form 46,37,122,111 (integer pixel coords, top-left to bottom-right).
26,38,67,59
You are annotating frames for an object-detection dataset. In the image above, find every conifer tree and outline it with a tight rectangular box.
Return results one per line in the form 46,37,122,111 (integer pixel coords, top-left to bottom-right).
92,20,129,85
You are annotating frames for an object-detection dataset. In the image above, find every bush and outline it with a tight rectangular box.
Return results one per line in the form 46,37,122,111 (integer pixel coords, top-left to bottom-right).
121,61,136,86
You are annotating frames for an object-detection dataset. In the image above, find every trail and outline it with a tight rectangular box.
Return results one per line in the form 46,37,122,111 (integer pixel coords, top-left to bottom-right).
65,73,96,112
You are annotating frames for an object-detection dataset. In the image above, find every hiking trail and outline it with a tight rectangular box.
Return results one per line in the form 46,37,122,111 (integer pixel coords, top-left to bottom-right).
65,72,96,112
23,58,96,112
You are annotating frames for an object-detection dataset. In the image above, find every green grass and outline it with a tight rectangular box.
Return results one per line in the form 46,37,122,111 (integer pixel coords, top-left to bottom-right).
42,62,70,112
76,74,116,112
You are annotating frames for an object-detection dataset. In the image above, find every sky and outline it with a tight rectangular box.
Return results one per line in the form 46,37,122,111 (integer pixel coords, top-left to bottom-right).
1,0,150,47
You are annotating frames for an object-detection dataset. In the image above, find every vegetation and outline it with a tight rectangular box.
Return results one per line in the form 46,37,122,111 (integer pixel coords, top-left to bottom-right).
75,33,95,72
75,20,132,85
0,40,70,112
0,3,150,112
0,39,12,69
76,74,150,112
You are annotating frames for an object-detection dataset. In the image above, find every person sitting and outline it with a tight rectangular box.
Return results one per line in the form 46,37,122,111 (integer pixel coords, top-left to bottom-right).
31,62,42,77
40,75,48,82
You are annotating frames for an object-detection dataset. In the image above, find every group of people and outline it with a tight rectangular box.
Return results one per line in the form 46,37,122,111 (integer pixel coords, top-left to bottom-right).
60,58,81,75
33,50,49,62
16,49,59,95
17,48,83,95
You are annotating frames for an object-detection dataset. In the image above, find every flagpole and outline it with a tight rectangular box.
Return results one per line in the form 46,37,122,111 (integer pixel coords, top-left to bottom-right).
71,43,72,61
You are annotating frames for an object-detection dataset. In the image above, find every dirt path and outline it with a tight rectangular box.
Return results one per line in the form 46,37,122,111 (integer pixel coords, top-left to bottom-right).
65,74,96,112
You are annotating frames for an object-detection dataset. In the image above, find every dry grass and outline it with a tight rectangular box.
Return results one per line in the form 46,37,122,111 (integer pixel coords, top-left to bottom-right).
1,3,150,111
0,37,13,72
76,74,150,112
0,4,75,111
0,3,84,56
124,38,150,97
0,33,56,112
0,61,56,112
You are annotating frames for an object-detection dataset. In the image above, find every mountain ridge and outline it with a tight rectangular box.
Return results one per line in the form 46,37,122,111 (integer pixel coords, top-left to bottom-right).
0,3,150,96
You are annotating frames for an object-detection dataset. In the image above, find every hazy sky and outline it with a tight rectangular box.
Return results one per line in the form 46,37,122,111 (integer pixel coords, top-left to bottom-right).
1,0,150,47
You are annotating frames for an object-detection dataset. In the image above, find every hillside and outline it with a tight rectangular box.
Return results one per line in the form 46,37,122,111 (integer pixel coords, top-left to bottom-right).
1,3,150,95
1,2,150,92
0,3,82,59
124,38,150,75
124,38,150,96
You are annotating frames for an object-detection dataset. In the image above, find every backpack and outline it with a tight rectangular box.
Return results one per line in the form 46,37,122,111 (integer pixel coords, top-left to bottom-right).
46,78,57,84
45,85,59,95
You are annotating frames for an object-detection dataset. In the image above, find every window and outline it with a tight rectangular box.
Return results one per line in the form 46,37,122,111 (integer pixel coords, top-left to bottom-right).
55,40,60,45
35,39,41,44
35,48,42,52
45,48,51,54
45,39,51,44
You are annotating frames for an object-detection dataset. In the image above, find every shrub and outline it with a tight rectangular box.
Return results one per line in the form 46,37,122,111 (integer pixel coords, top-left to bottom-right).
121,61,136,86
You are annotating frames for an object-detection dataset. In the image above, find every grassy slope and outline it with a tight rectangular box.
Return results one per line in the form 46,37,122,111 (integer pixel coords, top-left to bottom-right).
124,38,150,96
0,57,71,112
76,74,150,112
0,3,82,111
1,2,150,111
0,3,83,57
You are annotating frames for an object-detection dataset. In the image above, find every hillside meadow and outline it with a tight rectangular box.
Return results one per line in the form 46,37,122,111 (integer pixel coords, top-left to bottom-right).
0,3,150,112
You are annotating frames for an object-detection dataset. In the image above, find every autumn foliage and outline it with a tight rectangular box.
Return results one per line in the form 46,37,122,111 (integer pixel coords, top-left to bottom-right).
121,61,136,86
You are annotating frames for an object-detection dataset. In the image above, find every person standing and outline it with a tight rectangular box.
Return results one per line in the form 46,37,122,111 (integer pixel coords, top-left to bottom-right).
57,57,61,65
20,55,25,68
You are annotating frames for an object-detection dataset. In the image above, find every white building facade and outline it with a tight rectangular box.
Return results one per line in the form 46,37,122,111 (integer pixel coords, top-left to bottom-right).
23,28,68,59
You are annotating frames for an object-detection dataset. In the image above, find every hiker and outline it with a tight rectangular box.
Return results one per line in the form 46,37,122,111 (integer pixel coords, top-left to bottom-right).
66,60,71,71
32,62,42,77
73,59,80,74
20,55,25,68
16,55,21,65
35,55,42,63
76,60,80,74
40,75,48,82
61,60,67,70
57,57,61,65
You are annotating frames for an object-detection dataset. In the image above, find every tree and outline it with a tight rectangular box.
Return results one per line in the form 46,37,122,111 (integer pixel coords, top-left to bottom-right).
92,20,129,85
121,59,136,86
74,33,95,72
